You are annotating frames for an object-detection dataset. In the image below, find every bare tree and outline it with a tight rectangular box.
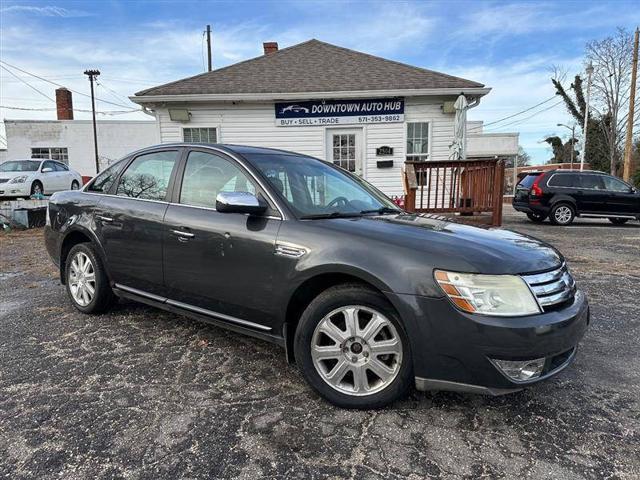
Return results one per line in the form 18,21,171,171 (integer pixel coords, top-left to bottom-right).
586,28,640,175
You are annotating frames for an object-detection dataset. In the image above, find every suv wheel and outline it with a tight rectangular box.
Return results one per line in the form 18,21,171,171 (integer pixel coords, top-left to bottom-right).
526,212,546,223
65,243,115,314
608,218,629,225
550,203,575,226
294,284,412,409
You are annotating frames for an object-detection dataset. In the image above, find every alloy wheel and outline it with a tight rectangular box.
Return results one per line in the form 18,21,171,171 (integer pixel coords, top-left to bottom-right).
311,305,403,396
69,252,96,307
554,206,573,224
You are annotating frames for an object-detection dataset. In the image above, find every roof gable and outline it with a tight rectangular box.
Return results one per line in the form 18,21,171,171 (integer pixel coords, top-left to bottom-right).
135,39,484,97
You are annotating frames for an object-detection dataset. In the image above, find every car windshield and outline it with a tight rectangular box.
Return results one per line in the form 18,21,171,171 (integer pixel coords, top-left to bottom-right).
246,153,401,218
0,160,40,172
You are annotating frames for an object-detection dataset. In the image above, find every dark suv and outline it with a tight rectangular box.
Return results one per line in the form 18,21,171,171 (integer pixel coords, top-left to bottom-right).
513,170,639,226
45,144,589,408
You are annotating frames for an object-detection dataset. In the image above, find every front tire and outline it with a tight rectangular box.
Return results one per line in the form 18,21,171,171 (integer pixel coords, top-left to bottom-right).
65,243,115,314
294,284,412,409
30,181,43,196
549,203,575,226
526,212,547,223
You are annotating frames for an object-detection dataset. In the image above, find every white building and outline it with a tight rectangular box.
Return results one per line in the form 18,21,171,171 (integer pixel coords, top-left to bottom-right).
3,119,158,177
132,39,518,197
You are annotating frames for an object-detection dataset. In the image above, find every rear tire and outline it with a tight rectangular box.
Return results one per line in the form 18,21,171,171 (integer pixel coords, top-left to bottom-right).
526,212,546,223
71,180,80,190
608,218,629,225
30,181,43,196
65,243,115,314
294,284,412,409
549,203,575,226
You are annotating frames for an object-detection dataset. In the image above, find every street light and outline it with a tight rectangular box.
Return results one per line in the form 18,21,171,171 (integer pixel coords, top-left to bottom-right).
579,62,594,172
557,123,576,170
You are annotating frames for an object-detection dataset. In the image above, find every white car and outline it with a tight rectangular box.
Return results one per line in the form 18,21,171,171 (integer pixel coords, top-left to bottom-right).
0,159,83,198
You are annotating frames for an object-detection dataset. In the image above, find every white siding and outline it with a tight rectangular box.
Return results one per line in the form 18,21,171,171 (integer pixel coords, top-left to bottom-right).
155,97,458,198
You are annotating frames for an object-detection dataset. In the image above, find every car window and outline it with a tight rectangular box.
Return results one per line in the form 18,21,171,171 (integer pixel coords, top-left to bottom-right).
0,160,40,172
247,153,398,217
601,175,631,193
517,173,541,188
115,151,178,201
579,175,605,190
179,151,256,208
87,160,127,193
55,162,69,171
548,174,579,188
42,161,57,172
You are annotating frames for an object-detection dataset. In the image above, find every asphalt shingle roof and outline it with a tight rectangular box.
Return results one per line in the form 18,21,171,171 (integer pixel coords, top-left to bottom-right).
135,39,484,97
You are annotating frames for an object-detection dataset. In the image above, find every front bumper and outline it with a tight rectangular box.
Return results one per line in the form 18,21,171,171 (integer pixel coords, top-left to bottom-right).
0,183,30,197
387,290,589,394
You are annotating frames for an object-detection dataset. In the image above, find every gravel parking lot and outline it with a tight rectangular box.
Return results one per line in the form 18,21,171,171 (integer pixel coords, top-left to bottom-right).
1,213,639,479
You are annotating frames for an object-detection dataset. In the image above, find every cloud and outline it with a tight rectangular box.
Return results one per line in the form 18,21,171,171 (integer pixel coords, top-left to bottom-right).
0,5,91,17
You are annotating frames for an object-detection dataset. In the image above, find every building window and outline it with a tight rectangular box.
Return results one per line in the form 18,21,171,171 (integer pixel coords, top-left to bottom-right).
331,133,356,172
31,147,69,163
183,127,217,143
406,123,429,161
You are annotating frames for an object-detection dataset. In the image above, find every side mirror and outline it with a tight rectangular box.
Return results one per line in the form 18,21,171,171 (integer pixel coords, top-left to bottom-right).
216,191,267,215
41,167,53,173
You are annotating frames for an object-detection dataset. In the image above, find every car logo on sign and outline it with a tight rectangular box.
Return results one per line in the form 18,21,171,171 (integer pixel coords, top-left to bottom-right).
280,105,309,114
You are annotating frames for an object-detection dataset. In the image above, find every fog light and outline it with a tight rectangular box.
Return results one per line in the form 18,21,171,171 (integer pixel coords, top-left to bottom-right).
491,357,545,382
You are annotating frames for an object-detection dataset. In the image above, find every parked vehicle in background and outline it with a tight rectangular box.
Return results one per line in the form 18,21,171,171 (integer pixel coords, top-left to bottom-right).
44,144,589,408
513,170,640,226
0,159,83,198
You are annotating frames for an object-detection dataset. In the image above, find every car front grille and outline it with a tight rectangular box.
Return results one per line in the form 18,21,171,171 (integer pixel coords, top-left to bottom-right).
521,263,576,310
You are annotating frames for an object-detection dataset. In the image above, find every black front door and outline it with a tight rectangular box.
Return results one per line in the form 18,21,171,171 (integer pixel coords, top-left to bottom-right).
600,175,639,215
162,149,282,330
94,149,180,296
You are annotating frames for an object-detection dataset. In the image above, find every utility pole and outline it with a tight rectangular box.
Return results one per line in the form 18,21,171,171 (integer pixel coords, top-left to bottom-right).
84,69,100,174
206,25,212,72
580,62,594,172
623,27,639,182
557,123,576,169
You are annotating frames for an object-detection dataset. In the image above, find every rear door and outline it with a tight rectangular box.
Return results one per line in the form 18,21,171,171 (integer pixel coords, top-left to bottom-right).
600,175,638,215
93,148,181,296
41,160,65,192
577,174,608,213
162,148,282,330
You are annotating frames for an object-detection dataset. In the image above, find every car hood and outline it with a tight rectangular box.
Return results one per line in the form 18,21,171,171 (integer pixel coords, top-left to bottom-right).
0,171,36,179
318,213,563,275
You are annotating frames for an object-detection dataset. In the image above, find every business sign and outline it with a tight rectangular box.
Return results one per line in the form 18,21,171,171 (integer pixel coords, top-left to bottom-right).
275,98,404,126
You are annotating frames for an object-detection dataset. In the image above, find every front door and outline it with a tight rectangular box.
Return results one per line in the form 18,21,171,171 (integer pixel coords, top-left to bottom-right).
600,175,639,215
326,129,363,176
94,149,181,296
162,149,282,330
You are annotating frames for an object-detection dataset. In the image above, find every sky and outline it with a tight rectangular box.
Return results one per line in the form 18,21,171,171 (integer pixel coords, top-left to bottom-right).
1,0,639,164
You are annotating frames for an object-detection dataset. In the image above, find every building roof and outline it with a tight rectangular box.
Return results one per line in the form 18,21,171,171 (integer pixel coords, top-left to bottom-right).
135,39,484,98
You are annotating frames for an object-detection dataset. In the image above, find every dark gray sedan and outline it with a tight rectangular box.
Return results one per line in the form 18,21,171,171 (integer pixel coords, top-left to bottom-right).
45,144,589,408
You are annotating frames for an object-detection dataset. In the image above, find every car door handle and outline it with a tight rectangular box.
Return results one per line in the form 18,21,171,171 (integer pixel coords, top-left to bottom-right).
171,229,195,238
96,215,113,223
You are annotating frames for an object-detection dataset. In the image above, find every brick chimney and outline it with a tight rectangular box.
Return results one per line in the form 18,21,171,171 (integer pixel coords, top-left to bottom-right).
263,42,278,55
55,87,74,120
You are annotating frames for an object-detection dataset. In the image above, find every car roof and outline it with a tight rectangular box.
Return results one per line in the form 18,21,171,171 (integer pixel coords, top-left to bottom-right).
138,142,317,159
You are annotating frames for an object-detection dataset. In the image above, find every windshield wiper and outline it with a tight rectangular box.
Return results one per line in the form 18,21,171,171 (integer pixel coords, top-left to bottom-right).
300,211,363,220
359,207,402,215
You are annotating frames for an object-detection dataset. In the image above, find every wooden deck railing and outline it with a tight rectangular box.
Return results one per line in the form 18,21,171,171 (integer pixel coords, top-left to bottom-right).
403,159,505,226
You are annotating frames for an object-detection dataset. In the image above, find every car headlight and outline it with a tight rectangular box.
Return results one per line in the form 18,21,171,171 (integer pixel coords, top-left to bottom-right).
9,175,28,184
434,270,541,316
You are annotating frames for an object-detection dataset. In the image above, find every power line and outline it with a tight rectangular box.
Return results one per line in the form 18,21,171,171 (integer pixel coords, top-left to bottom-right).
0,60,134,109
467,96,558,133
96,79,135,106
0,104,139,115
484,100,564,131
0,64,55,103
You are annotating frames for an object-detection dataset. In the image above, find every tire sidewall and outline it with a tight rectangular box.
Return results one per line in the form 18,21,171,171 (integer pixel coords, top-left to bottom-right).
550,203,575,225
294,285,413,409
71,180,80,190
65,243,109,313
31,181,43,196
